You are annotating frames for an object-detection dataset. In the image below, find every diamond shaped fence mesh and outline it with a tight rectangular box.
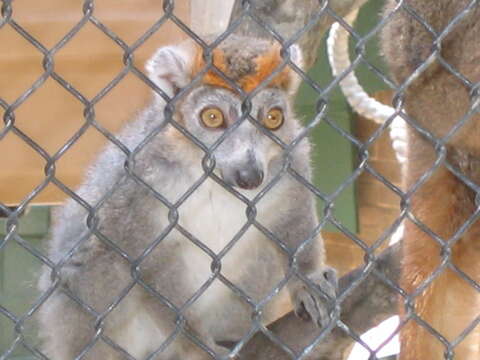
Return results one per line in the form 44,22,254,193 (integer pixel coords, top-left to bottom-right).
1,0,480,359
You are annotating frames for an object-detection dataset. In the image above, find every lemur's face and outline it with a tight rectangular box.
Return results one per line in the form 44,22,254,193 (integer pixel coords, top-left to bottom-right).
145,35,304,190
178,86,301,190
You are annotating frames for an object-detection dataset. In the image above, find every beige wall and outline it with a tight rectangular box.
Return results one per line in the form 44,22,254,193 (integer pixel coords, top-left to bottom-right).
1,0,190,204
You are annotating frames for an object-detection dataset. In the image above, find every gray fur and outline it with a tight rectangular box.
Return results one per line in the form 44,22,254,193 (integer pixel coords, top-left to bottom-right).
38,36,336,359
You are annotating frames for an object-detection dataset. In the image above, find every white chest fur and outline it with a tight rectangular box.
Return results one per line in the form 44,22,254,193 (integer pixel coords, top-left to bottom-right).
173,177,288,336
138,172,293,347
173,176,285,300
179,178,249,253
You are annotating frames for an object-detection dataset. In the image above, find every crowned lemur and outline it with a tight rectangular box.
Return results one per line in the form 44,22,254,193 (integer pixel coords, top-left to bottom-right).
38,35,337,359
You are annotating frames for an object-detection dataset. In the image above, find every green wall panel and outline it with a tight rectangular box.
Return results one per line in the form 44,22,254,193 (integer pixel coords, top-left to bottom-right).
295,0,389,233
0,207,49,358
296,35,358,232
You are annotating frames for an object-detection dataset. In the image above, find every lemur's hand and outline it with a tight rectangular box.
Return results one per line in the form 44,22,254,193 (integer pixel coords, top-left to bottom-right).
291,266,337,328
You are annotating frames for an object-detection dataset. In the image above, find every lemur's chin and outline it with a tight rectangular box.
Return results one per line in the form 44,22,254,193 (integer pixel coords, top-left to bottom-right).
220,178,263,191
235,181,262,191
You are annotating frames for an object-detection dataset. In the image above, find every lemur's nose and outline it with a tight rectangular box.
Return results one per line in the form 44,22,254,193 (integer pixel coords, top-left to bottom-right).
235,167,264,190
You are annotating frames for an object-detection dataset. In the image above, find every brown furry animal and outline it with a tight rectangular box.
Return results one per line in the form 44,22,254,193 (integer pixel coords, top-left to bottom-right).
381,1,480,358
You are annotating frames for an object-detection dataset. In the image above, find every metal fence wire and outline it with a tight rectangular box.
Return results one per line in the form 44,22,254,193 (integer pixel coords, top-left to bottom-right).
1,0,480,359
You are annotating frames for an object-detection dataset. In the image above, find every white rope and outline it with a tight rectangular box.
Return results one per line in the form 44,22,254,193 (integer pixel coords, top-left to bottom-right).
326,10,407,164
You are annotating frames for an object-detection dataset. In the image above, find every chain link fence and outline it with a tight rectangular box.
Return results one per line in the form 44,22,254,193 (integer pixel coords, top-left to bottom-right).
1,0,479,359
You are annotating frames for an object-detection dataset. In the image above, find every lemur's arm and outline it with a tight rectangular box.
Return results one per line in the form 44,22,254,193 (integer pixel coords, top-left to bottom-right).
270,185,337,328
221,243,401,359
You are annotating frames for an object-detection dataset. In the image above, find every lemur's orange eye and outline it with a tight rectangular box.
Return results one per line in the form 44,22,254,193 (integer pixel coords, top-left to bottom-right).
200,107,225,129
263,108,284,130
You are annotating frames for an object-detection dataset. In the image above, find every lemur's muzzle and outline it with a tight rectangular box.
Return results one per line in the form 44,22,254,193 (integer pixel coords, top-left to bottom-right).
220,149,265,190
234,167,264,190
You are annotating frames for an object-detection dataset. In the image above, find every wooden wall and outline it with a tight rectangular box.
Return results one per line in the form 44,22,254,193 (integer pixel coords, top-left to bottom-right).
1,0,190,205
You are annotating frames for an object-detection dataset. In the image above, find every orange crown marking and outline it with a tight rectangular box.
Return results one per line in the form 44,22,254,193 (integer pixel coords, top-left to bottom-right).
192,44,292,93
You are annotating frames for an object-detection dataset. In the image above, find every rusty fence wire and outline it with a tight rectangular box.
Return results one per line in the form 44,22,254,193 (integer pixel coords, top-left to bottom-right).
1,0,479,359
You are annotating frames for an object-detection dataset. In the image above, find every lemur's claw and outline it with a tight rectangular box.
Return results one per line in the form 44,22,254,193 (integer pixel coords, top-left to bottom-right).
292,267,337,328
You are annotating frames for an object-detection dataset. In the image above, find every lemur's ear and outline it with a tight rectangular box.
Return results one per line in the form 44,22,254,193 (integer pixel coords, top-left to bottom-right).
286,44,304,95
145,41,196,97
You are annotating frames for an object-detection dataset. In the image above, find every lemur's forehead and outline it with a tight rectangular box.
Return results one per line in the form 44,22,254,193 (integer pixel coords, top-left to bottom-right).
187,86,286,111
191,41,292,93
